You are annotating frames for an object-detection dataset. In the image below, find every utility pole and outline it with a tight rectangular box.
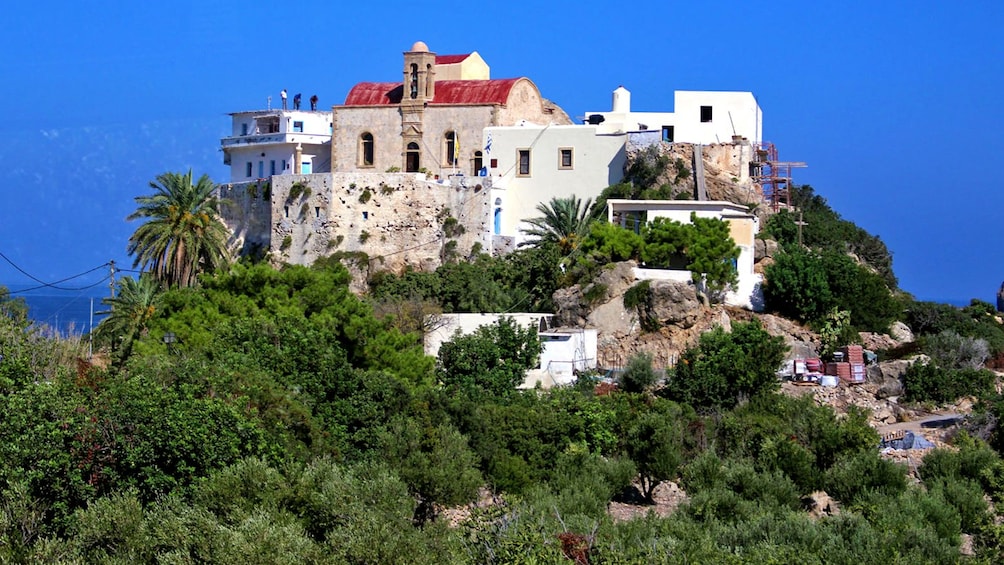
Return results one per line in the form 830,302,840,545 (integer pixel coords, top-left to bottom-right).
108,260,116,298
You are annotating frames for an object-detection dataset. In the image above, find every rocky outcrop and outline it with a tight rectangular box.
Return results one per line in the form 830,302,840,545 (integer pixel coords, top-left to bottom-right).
647,280,702,329
864,359,914,399
803,491,840,518
621,142,766,208
889,322,915,344
755,238,780,262
554,262,824,370
997,281,1004,312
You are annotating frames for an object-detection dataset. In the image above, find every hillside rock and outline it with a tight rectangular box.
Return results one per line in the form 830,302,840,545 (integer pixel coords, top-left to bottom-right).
622,142,765,207
648,280,702,328
889,322,915,343
553,262,643,338
865,359,914,399
755,238,780,262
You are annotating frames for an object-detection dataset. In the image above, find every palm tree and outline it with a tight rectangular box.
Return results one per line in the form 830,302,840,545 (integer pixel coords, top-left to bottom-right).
127,170,230,288
520,195,601,255
94,275,163,364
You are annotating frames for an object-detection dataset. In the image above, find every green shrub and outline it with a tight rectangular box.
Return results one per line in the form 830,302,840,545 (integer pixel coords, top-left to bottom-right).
619,352,658,393
665,319,787,410
823,451,907,507
903,362,995,403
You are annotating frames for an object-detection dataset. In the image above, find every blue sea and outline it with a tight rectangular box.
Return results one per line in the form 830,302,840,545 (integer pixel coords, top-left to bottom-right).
6,291,108,336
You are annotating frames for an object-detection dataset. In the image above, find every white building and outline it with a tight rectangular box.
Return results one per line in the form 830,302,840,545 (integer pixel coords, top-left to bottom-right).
424,313,598,388
584,87,762,146
481,123,628,249
221,109,332,182
607,199,764,311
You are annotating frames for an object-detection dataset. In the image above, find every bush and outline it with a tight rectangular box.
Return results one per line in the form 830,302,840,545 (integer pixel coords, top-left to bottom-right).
764,249,898,332
665,319,787,410
619,352,658,393
823,451,908,507
436,317,542,398
903,362,995,403
924,330,990,369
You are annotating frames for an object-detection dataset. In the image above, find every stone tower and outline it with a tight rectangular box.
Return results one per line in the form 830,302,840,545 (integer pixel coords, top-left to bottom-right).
401,41,437,172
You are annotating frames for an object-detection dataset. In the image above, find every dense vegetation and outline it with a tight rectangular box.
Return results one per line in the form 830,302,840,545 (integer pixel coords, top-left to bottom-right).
5,256,1004,562
4,163,1004,561
761,185,902,334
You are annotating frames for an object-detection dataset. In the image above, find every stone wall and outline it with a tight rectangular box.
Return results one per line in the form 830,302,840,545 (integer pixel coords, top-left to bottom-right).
219,172,494,276
216,180,275,256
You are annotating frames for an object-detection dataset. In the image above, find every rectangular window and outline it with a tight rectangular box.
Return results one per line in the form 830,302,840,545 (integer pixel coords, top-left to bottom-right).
517,149,531,176
558,148,573,169
241,123,249,136
662,126,675,142
293,121,304,133
302,162,312,174
700,106,713,123
282,159,288,171
258,161,264,178
270,160,276,175
245,162,252,178
490,158,498,168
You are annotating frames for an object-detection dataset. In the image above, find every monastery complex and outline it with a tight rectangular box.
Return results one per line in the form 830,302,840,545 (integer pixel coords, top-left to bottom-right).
217,41,787,310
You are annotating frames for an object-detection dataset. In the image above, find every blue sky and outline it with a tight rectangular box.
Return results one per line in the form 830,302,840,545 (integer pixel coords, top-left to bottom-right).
1,1,1001,304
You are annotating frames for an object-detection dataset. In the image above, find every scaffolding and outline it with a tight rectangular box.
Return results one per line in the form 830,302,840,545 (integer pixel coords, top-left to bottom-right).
752,142,806,211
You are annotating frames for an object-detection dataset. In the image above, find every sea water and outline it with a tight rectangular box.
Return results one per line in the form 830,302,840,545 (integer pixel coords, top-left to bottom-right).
12,292,107,336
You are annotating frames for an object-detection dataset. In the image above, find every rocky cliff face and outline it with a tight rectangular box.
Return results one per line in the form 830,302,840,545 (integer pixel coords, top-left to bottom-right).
554,261,819,369
623,141,767,212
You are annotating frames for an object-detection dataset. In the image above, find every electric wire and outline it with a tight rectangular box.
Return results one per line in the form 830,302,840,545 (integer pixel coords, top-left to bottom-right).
0,252,112,293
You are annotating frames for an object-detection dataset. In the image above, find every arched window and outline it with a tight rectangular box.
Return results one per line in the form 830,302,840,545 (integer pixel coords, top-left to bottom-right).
410,64,419,99
426,63,433,98
406,142,421,172
359,132,374,167
444,131,457,167
472,150,483,176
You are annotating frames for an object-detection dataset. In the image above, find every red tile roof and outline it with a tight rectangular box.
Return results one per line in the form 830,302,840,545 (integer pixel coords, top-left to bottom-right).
342,82,403,105
342,78,522,106
435,54,471,64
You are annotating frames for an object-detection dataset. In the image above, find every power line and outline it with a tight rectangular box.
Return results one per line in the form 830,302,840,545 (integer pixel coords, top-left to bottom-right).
0,251,112,293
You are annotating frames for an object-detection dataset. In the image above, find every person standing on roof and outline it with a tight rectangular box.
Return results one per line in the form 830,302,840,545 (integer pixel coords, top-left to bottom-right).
293,93,301,110
310,94,318,111
281,89,288,110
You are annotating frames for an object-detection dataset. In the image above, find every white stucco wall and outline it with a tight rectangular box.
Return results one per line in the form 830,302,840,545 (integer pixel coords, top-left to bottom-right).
584,88,762,145
482,124,627,246
524,329,598,388
608,199,763,310
222,110,332,182
424,313,553,359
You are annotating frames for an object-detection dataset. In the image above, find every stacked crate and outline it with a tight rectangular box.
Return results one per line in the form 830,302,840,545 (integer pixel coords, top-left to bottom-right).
825,362,852,380
840,345,866,383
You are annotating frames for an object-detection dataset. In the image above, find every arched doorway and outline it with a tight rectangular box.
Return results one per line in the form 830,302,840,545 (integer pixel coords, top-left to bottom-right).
493,197,502,235
473,150,484,176
406,142,420,172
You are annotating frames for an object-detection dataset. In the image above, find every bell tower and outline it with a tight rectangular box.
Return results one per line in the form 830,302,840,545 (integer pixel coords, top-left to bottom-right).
401,41,437,171
403,41,436,102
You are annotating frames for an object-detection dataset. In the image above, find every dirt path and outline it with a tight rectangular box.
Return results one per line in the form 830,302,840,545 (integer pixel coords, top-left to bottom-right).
875,413,962,436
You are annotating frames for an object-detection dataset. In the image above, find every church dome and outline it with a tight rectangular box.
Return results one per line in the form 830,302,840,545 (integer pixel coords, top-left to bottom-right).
409,41,429,52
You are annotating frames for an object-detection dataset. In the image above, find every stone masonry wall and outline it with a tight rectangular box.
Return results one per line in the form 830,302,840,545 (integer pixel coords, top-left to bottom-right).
229,172,494,275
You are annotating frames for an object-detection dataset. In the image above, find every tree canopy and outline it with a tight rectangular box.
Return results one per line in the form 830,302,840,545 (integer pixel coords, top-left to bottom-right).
127,170,231,288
